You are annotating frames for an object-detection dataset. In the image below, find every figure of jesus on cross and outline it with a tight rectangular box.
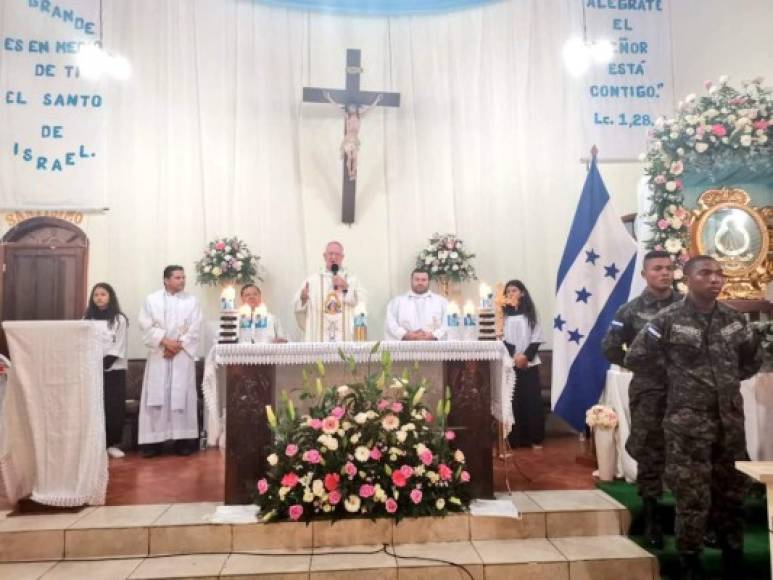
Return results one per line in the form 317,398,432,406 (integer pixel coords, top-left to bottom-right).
303,49,400,223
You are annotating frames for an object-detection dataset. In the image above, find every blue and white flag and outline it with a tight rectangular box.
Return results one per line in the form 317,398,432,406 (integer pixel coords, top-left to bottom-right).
551,158,637,431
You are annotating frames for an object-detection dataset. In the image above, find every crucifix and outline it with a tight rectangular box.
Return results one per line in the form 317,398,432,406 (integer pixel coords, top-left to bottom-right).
303,49,400,224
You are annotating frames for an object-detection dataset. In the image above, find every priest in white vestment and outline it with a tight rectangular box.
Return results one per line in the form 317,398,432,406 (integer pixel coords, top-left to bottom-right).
138,265,202,457
385,269,448,341
293,241,366,342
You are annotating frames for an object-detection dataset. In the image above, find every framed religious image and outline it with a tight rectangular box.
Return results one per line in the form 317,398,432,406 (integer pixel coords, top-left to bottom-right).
690,188,771,299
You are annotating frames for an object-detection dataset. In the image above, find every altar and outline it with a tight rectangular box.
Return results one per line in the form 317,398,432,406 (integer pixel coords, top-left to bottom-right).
204,341,513,504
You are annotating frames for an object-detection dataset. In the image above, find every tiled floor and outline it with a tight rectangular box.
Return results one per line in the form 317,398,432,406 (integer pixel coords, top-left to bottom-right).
98,434,595,506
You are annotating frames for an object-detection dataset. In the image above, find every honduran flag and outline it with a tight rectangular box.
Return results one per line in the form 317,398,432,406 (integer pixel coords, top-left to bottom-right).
551,156,638,431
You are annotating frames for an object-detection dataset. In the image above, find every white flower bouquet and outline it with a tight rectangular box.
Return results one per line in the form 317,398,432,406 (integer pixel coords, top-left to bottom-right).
195,236,261,286
585,404,618,430
415,233,477,283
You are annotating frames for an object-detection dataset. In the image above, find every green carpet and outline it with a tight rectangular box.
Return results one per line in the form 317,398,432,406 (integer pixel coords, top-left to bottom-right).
598,480,771,580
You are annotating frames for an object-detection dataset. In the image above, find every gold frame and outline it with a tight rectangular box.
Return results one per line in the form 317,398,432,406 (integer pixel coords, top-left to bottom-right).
690,188,771,299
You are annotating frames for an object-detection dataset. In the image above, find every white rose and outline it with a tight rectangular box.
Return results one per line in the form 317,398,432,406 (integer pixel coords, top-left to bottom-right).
337,385,351,397
212,267,222,276
278,486,290,500
354,446,370,462
366,410,378,420
235,261,243,270
670,218,683,230
344,495,361,513
303,489,314,503
267,453,278,466
758,134,768,145
396,431,407,443
350,433,361,444
664,238,683,253
673,268,684,281
665,181,677,192
740,134,752,147
354,412,368,425
312,479,325,497
454,449,465,463
695,142,709,153
203,265,212,273
435,498,446,510
452,264,459,271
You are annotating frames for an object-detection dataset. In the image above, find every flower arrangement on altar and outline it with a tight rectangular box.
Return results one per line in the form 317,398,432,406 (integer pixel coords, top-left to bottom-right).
415,233,477,283
195,236,261,286
585,404,618,430
643,75,773,290
256,350,472,523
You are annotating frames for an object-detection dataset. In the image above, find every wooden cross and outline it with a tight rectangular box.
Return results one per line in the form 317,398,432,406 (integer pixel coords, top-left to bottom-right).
303,49,400,224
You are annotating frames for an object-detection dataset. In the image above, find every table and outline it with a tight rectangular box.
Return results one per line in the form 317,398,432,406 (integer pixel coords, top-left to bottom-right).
204,341,514,504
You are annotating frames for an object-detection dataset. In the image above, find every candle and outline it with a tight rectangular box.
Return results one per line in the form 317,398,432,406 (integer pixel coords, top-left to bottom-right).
479,282,493,309
254,304,268,329
220,286,236,310
463,300,476,327
354,303,367,341
239,305,252,318
238,304,253,343
447,301,460,327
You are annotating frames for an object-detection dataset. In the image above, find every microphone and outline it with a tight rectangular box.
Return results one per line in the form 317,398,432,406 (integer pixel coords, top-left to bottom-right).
331,264,347,293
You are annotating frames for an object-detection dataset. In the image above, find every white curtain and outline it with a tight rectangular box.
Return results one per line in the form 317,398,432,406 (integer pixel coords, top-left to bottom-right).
5,0,593,354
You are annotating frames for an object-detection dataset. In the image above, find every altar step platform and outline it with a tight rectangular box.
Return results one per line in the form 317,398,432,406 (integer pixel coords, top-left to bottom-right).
0,490,661,580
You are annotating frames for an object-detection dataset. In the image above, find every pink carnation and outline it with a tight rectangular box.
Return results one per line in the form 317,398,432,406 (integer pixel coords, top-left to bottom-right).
657,219,670,230
410,489,423,504
308,418,323,430
391,471,408,488
344,462,357,478
303,449,322,464
653,174,667,185
322,416,340,434
324,473,340,491
385,498,398,513
288,504,304,521
460,470,471,482
215,241,226,250
400,465,414,478
377,399,390,411
391,402,404,413
256,478,269,495
328,490,342,505
285,443,299,457
422,410,434,423
674,179,683,190
711,124,727,137
359,484,375,498
331,406,346,419
444,430,456,441
281,472,299,488
370,447,382,461
419,449,434,466
438,463,453,481
753,119,769,131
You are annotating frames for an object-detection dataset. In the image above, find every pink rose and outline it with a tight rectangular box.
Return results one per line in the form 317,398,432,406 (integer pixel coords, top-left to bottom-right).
324,473,340,491
215,241,226,250
256,478,269,495
423,411,433,423
444,430,456,441
331,406,346,419
410,489,423,504
328,490,342,505
377,399,389,411
419,449,434,466
303,449,322,464
391,402,404,413
281,472,299,488
438,463,453,481
657,219,670,230
285,443,299,457
344,462,357,478
391,471,407,488
369,447,382,461
711,124,727,137
653,174,666,185
385,498,398,513
359,484,375,498
753,119,769,131
288,504,304,521
460,470,471,482
674,179,683,190
322,416,340,434
400,465,414,478
308,418,323,430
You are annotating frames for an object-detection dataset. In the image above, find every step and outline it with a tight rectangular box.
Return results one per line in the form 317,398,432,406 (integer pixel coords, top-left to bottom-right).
0,491,629,563
0,536,658,580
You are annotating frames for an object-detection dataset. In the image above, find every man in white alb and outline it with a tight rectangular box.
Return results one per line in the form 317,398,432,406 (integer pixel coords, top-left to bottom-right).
138,265,202,457
385,269,448,341
293,241,366,342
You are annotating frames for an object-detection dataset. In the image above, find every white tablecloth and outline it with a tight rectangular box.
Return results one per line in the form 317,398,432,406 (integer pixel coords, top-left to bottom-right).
0,321,108,506
203,340,514,447
604,368,773,482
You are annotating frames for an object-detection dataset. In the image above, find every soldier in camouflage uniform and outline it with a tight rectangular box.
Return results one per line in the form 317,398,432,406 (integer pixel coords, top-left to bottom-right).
602,250,681,548
625,256,762,580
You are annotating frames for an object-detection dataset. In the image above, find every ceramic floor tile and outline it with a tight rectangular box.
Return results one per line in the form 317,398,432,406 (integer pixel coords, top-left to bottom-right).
0,508,96,532
0,530,64,562
149,524,231,555
41,558,143,580
392,515,469,544
484,561,570,580
232,521,313,551
470,511,546,540
525,491,620,511
569,558,655,580
220,549,311,576
398,564,483,580
472,538,567,565
152,503,222,526
494,492,545,513
550,535,654,560
0,561,57,580
310,544,396,572
129,554,227,579
69,505,171,529
592,490,627,509
65,527,149,558
392,541,481,566
311,518,391,548
546,511,622,537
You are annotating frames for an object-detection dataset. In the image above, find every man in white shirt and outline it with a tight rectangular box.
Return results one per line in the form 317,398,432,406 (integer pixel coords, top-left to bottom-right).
385,269,448,341
138,265,202,457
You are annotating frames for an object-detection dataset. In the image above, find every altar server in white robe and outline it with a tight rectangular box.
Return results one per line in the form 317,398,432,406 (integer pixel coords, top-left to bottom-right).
138,265,202,457
385,269,448,341
293,241,367,342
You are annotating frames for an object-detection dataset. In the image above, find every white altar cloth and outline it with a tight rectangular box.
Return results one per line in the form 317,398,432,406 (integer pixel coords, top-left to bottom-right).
0,321,108,506
604,368,773,483
203,340,514,447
